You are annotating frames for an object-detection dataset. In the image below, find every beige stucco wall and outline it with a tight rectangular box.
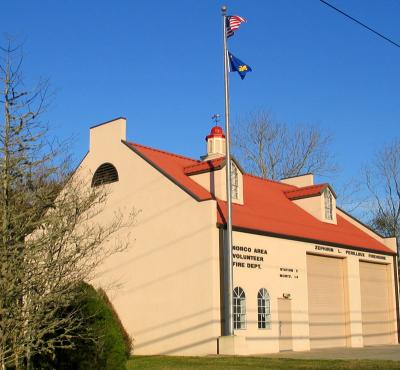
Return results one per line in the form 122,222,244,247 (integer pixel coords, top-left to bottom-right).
72,118,397,356
78,119,221,355
232,232,310,354
293,196,322,222
230,230,398,354
293,190,337,224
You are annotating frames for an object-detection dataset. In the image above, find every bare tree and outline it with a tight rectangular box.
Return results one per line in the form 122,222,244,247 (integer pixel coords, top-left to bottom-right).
365,139,400,250
0,41,136,369
232,111,336,180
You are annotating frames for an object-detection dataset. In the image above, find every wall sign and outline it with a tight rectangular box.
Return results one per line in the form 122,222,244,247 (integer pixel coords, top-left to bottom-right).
314,245,387,261
279,267,299,279
232,245,267,269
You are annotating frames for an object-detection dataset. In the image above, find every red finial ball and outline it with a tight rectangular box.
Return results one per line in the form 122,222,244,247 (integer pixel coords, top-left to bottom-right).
206,126,226,141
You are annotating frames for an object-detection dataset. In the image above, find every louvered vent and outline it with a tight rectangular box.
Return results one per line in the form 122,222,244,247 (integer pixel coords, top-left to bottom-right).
92,163,119,187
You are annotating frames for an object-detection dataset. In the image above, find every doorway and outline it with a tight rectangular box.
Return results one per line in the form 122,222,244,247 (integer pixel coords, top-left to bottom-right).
278,298,293,351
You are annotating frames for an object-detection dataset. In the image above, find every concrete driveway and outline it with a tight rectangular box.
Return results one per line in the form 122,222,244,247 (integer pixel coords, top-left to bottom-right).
265,345,400,361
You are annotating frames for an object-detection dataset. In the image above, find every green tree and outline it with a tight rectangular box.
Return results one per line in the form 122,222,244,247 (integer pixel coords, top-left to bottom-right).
33,283,132,370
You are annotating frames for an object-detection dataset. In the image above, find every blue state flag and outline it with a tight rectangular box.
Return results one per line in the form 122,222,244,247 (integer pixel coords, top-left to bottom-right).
228,51,252,80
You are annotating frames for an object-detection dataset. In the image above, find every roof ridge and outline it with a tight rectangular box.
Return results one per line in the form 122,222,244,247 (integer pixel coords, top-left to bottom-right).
128,141,200,164
184,157,224,171
243,173,297,188
128,141,323,192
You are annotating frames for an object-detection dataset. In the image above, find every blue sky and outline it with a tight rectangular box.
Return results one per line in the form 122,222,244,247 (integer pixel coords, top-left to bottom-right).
3,0,400,196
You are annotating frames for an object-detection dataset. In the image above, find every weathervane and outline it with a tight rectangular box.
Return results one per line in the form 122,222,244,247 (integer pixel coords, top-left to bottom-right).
211,113,221,126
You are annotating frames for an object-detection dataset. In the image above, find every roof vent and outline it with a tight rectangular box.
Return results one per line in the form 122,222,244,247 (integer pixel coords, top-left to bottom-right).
92,163,119,187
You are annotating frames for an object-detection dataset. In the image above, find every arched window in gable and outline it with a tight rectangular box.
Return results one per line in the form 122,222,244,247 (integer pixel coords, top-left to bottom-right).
91,163,119,187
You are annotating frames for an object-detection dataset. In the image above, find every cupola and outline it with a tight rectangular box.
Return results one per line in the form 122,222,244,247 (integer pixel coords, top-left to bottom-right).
201,126,226,161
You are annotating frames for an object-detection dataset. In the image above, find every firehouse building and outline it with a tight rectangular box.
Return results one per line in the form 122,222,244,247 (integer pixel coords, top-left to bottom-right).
78,117,399,355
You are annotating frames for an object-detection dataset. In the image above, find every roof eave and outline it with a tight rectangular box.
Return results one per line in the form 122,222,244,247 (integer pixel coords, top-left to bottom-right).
216,223,395,256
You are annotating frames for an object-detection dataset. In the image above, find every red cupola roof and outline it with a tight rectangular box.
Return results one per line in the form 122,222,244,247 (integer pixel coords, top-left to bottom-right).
205,126,226,141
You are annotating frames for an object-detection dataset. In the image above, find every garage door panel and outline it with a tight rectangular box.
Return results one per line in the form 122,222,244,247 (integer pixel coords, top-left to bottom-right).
360,261,394,346
307,254,347,349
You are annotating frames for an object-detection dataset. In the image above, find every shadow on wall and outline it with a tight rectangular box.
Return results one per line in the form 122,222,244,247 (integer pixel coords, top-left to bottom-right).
100,224,212,277
132,306,397,354
127,260,397,354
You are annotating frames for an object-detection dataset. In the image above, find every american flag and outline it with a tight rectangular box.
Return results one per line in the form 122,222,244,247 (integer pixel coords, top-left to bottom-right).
226,15,246,38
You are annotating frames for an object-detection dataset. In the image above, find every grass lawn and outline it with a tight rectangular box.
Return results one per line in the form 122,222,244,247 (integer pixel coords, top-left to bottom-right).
126,356,400,369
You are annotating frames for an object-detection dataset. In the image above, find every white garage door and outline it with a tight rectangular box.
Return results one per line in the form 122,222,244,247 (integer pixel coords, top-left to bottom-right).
360,261,394,346
307,254,347,349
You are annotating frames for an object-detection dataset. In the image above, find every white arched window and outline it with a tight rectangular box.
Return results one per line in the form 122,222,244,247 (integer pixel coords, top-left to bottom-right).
231,161,239,200
324,188,333,220
257,288,271,329
91,163,119,187
233,287,246,329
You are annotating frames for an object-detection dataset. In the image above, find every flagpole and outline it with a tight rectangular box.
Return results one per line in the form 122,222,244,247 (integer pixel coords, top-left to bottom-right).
221,4,234,337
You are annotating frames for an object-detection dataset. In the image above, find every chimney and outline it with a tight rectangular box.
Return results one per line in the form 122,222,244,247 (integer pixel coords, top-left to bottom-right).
280,173,314,187
201,126,226,161
89,117,126,153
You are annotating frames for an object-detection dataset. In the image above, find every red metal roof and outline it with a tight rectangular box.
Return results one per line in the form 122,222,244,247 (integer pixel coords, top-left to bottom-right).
217,175,391,253
285,184,328,200
125,141,392,254
184,157,225,175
